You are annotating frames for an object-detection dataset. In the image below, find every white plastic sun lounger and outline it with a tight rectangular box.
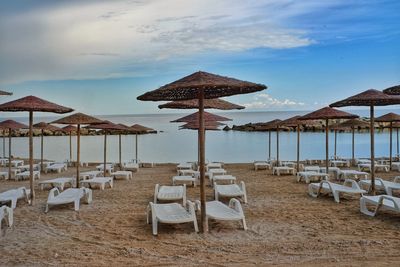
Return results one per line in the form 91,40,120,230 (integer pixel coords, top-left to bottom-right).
45,163,67,173
111,171,132,180
296,171,329,183
154,184,186,205
254,161,271,171
39,177,74,191
338,170,369,181
172,175,197,187
272,166,296,176
0,187,31,209
213,175,236,184
96,164,114,174
0,205,13,230
308,179,366,203
202,199,247,230
359,177,400,196
146,200,198,235
214,182,247,203
15,171,40,181
360,195,400,216
79,170,102,180
123,163,139,172
18,164,40,172
81,177,113,190
45,187,92,213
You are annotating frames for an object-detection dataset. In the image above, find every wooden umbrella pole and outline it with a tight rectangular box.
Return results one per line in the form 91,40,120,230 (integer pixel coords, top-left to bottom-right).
325,119,329,175
276,126,280,166
69,132,72,163
198,89,207,233
334,129,337,159
135,134,138,162
296,124,300,172
76,124,81,188
29,111,35,204
397,128,399,157
352,127,355,165
41,129,44,172
389,122,393,169
119,134,122,168
370,106,375,194
8,128,11,180
2,130,5,158
104,131,107,176
268,131,271,160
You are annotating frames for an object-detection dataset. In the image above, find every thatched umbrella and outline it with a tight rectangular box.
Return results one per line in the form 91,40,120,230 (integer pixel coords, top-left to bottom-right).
331,119,370,164
0,90,12,159
0,120,28,179
33,122,62,171
0,96,73,202
383,85,400,95
86,121,126,175
180,121,224,130
159,98,245,110
330,89,400,194
299,107,358,174
61,125,77,163
129,124,155,163
0,90,12,96
137,71,266,232
52,113,102,187
375,113,400,169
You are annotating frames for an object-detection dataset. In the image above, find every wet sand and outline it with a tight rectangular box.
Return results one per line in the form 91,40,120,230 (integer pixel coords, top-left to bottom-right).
1,163,400,266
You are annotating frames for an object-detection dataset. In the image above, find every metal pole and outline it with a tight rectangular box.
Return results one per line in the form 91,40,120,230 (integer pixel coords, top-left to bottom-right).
352,127,355,165
198,89,207,233
390,122,393,170
119,134,122,168
268,131,271,160
276,126,280,166
104,131,107,176
370,106,375,194
8,128,11,180
69,131,72,163
29,111,35,204
397,128,399,157
334,129,337,159
325,119,329,175
41,129,44,172
297,124,300,171
76,124,81,188
135,133,138,162
2,130,5,158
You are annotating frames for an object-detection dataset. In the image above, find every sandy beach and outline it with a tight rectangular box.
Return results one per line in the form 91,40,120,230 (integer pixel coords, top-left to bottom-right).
0,163,399,266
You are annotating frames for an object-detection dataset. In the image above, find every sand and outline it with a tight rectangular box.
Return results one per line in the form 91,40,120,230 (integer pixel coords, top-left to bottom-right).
1,163,400,266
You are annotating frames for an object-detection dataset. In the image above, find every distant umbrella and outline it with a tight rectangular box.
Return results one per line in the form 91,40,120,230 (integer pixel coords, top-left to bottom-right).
61,125,77,163
137,71,266,232
0,120,28,179
299,107,358,174
171,111,232,123
159,98,245,110
0,90,12,96
129,124,155,163
330,89,400,194
52,113,102,187
375,112,400,169
180,121,224,130
0,96,73,203
33,122,62,171
383,85,400,95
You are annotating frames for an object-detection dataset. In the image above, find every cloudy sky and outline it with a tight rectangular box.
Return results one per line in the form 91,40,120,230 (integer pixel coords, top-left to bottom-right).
0,0,399,115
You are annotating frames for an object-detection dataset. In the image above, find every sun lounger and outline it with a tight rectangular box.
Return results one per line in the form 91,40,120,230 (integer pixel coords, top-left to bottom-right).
81,177,113,190
272,166,296,176
96,164,114,174
360,195,400,216
304,166,321,172
176,163,193,171
391,162,400,171
214,182,247,203
330,160,350,168
308,179,366,203
356,159,371,164
359,177,400,196
358,163,389,173
206,162,222,171
79,170,102,180
146,200,198,235
296,171,329,183
172,175,197,187
0,187,30,209
45,163,67,173
11,160,24,167
123,162,139,172
39,177,74,191
45,187,92,213
320,167,341,179
203,199,247,230
0,206,13,230
111,171,132,180
15,171,40,181
338,170,369,181
207,168,227,181
154,184,186,205
213,175,236,184
0,158,9,166
18,164,40,172
177,169,199,177
254,161,271,171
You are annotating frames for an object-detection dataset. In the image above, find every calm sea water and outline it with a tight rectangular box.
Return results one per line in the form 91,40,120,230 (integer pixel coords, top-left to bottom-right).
2,110,399,163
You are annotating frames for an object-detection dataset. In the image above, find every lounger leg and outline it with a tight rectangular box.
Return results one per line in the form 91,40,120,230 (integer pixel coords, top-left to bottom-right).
193,218,199,233
152,216,158,235
74,200,80,211
332,191,340,203
360,198,378,216
45,204,50,213
242,218,248,231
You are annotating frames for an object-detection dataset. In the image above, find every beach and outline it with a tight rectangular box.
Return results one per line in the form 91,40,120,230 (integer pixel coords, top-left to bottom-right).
1,163,400,266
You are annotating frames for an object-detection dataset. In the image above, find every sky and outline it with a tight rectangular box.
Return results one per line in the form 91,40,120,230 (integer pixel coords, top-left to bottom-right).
0,0,399,116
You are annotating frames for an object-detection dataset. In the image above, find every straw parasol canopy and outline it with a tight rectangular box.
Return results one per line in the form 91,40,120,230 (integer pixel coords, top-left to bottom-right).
180,121,224,130
86,121,126,175
33,122,63,171
299,107,358,174
52,113,102,187
0,120,28,179
128,124,155,163
330,89,400,194
171,111,231,123
375,113,400,169
383,85,400,95
0,90,12,96
0,96,73,203
159,98,245,110
61,125,78,164
137,71,266,232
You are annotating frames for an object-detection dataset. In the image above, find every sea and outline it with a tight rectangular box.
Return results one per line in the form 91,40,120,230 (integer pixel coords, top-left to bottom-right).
2,109,399,164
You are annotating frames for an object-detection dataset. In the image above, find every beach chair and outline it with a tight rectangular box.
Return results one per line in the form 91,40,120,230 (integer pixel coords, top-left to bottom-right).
207,168,227,182
45,187,92,213
79,170,102,180
360,195,400,217
39,177,74,191
96,164,114,174
45,163,67,173
146,200,198,235
338,170,369,181
81,177,113,190
296,171,329,184
111,171,132,180
308,179,366,203
254,161,271,171
154,184,186,205
15,170,40,181
359,177,400,196
0,187,31,209
172,175,197,187
0,205,13,230
214,182,247,203
123,162,139,172
213,175,236,185
272,166,296,176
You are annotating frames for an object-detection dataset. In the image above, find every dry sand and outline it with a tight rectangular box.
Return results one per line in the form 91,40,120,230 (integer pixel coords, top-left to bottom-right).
1,163,400,266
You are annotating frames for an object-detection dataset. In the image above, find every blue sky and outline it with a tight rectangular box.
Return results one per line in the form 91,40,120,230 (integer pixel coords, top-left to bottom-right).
0,0,399,116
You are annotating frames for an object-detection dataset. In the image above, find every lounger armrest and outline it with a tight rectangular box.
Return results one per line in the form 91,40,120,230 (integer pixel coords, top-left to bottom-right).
154,184,159,203
83,188,93,204
380,195,400,210
47,188,60,202
343,179,362,190
186,200,196,216
194,200,201,211
229,198,244,216
147,202,154,224
21,187,31,205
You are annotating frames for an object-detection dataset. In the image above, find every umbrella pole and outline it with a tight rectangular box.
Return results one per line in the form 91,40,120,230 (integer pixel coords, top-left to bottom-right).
334,129,337,159
119,134,122,168
104,131,107,176
370,106,375,194
198,90,207,233
8,128,11,180
41,129,44,172
3,130,5,158
352,127,355,165
325,119,329,176
397,128,399,158
297,124,300,171
76,124,81,188
69,132,72,163
268,131,271,160
390,122,393,170
29,111,35,204
276,127,279,166
135,134,138,163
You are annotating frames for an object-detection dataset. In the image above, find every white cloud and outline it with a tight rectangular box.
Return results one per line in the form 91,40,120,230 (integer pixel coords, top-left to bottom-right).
242,93,306,109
